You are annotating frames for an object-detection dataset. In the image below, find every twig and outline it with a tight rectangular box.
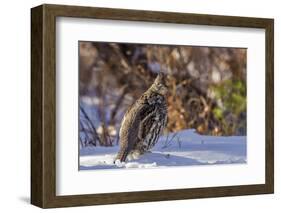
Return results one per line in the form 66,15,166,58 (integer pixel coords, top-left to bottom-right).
162,132,178,149
110,85,128,125
80,120,92,146
176,136,182,149
80,105,101,145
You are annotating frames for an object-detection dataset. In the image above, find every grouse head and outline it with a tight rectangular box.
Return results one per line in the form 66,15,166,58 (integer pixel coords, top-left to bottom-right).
150,73,168,96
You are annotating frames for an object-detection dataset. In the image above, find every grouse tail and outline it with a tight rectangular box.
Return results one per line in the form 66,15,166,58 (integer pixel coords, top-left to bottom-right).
115,148,129,163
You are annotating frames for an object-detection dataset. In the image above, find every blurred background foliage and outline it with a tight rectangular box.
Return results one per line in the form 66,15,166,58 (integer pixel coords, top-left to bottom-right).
79,41,246,147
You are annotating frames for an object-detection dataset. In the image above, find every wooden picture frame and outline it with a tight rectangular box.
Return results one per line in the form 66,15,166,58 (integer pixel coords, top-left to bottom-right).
31,4,274,208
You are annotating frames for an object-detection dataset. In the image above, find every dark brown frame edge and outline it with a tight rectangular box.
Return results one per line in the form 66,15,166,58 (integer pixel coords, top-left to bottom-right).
31,4,274,208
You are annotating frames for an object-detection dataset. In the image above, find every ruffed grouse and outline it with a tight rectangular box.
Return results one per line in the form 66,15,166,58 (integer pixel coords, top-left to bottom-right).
115,73,168,162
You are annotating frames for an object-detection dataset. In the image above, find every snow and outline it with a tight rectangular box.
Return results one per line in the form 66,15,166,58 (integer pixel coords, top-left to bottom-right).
79,129,246,170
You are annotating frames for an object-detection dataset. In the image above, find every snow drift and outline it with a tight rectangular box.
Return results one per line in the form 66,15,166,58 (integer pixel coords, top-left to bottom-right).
79,129,246,170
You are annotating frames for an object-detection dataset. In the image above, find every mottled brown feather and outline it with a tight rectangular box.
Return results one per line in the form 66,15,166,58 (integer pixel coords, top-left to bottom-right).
115,74,168,162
